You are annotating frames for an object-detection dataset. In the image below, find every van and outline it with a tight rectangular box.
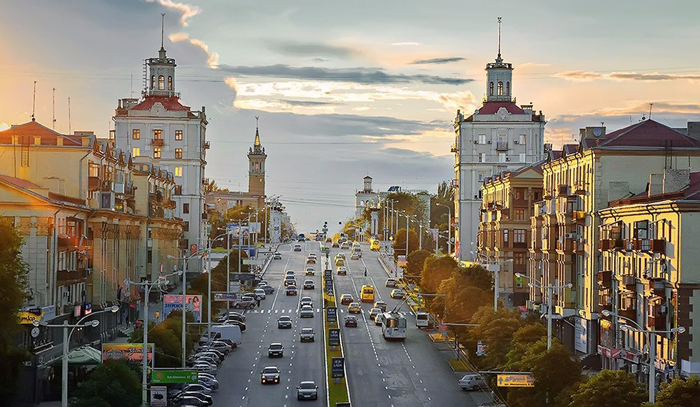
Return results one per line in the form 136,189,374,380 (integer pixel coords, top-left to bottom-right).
211,324,242,345
416,312,431,328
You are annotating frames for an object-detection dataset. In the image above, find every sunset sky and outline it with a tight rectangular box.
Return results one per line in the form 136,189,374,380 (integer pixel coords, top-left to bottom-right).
2,0,699,232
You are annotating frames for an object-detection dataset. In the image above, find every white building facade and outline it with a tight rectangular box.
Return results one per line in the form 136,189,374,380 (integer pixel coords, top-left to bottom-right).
453,47,546,260
113,44,208,272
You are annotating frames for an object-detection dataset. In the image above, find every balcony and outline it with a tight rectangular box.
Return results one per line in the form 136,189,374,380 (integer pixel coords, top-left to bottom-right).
621,274,636,290
100,180,112,192
151,139,164,146
574,211,586,224
558,185,569,197
573,240,586,254
557,238,573,252
88,176,100,191
633,239,665,254
598,270,612,286
124,181,135,197
496,142,508,151
149,191,163,203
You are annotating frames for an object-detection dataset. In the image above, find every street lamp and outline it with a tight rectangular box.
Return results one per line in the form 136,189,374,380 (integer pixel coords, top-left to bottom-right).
516,272,572,350
168,253,202,368
36,305,119,407
601,309,685,403
435,203,452,257
128,270,182,407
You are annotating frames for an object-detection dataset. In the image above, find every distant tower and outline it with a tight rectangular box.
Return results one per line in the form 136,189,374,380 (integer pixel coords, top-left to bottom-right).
248,119,267,199
485,17,513,102
363,176,373,192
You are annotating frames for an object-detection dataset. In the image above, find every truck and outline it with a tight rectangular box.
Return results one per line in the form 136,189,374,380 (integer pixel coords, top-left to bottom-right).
211,324,242,345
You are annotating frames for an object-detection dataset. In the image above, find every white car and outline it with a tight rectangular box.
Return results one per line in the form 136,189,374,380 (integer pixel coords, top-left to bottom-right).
300,305,314,318
459,374,486,391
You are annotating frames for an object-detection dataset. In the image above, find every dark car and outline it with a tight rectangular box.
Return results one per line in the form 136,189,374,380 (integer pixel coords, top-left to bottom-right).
297,381,319,400
286,285,298,296
277,316,292,329
171,395,207,406
344,316,358,327
261,366,281,384
268,343,284,357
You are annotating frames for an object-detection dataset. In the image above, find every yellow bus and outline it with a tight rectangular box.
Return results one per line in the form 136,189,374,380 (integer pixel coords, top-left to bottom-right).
360,285,375,303
370,239,380,251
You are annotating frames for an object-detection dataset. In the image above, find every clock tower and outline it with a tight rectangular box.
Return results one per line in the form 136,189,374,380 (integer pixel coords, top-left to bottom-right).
248,121,267,202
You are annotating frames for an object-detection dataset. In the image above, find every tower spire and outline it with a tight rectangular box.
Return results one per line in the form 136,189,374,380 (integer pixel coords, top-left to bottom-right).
160,13,165,50
254,116,261,147
497,17,502,62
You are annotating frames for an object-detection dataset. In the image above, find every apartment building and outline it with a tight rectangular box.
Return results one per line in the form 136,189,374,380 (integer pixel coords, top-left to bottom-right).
598,170,700,382
478,161,544,308
531,119,700,357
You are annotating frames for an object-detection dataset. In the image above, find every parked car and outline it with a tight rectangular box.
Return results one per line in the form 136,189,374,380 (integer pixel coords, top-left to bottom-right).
171,394,208,406
297,381,319,400
300,305,314,318
261,366,281,384
232,296,256,309
459,374,486,391
300,327,315,342
268,343,284,358
258,284,275,294
277,315,293,329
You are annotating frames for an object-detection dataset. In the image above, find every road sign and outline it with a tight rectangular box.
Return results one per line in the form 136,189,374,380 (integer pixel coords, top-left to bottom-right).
497,374,534,387
230,273,257,280
190,244,198,256
331,357,345,378
328,328,340,346
150,385,168,407
213,293,239,302
326,307,337,323
152,369,198,384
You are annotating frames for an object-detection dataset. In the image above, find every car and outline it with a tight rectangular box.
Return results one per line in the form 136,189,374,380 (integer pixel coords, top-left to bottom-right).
293,244,302,251
374,300,387,312
390,289,405,299
347,302,361,314
374,313,383,325
221,320,246,332
306,257,316,264
340,294,354,305
232,296,256,309
194,351,223,363
217,338,239,349
253,288,266,300
175,391,213,406
308,252,317,258
171,394,208,406
194,355,220,366
218,311,246,323
286,285,298,296
300,305,314,318
368,307,381,320
258,284,275,294
459,374,486,391
268,343,284,357
331,241,340,248
337,266,347,275
261,366,281,384
284,277,297,287
335,258,345,267
207,341,232,354
350,252,360,260
192,364,217,375
385,278,396,287
300,296,314,307
305,267,315,276
285,270,295,277
344,316,358,327
340,243,349,250
299,327,315,342
297,381,319,400
277,315,293,329
303,279,315,290
182,383,213,396
273,252,282,259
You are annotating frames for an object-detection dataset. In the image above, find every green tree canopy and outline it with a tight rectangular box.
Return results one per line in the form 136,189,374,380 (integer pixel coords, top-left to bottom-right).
505,322,547,366
392,228,419,259
71,359,141,407
569,370,646,407
420,255,458,294
647,376,700,407
466,307,524,369
407,250,432,278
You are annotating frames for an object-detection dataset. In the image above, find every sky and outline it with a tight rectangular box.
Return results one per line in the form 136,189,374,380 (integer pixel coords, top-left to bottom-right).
2,0,700,233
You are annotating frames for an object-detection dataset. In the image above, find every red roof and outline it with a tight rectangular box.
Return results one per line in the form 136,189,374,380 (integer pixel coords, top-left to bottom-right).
130,96,190,111
0,120,84,146
476,101,526,115
0,174,43,189
585,119,700,149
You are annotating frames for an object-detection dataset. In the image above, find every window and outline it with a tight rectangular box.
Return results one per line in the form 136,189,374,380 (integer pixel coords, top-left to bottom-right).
88,162,100,177
183,221,189,232
489,82,494,96
151,75,155,89
514,209,525,220
519,135,526,145
519,153,526,162
174,166,183,177
132,129,140,140
175,148,183,159
635,220,649,239
478,173,484,182
175,130,183,141
147,250,152,264
497,81,504,95
514,229,526,243
479,134,486,144
479,153,487,163
503,229,509,243
183,203,190,214
174,185,182,195
506,81,510,95
168,76,173,91
499,153,506,163
158,75,165,90
153,147,161,159
153,129,162,139
132,147,140,157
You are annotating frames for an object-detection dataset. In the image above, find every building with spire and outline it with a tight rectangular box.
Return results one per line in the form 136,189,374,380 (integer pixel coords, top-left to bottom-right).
452,17,547,262
113,30,208,273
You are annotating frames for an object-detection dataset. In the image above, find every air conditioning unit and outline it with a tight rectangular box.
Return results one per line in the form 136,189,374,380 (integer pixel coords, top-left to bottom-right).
506,157,511,161
100,192,114,209
487,140,492,144
514,140,520,144
565,233,578,239
474,140,479,144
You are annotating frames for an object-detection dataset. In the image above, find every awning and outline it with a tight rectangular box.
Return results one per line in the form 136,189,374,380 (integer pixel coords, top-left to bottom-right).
52,346,102,366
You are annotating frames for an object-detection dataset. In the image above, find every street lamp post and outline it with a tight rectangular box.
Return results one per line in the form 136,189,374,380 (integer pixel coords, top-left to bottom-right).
516,272,572,350
601,309,685,404
37,305,119,407
168,253,202,368
436,203,452,256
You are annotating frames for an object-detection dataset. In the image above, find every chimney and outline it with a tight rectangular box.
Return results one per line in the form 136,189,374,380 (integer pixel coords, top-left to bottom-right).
686,122,700,142
648,174,663,196
663,169,690,194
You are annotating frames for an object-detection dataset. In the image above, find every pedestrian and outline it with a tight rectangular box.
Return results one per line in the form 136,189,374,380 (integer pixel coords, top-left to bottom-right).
256,298,261,307
364,268,368,276
154,311,160,321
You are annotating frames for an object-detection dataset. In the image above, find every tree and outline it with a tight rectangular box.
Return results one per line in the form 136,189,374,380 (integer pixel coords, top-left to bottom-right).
0,218,29,404
407,250,432,279
569,370,646,407
71,359,141,407
420,255,458,294
506,339,582,407
647,376,700,407
505,322,547,365
466,307,524,369
392,228,419,258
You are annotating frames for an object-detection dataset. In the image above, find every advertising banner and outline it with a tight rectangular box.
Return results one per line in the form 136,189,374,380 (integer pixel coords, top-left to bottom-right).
150,385,167,407
328,328,340,346
497,374,535,387
163,295,202,322
326,307,337,323
331,357,345,378
213,293,239,302
102,343,154,364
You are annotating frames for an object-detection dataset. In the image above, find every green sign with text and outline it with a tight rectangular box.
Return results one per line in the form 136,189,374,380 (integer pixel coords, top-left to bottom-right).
151,369,198,384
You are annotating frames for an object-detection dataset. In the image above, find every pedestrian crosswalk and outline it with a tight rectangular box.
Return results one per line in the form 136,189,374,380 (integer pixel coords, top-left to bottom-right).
244,308,411,318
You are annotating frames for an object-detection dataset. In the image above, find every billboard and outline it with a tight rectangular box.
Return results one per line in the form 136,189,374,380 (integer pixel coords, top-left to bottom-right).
497,374,535,387
152,369,198,384
102,343,154,364
163,295,202,322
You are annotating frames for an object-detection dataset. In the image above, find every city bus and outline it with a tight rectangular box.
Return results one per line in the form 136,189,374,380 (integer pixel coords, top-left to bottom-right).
416,312,431,328
360,285,375,303
379,312,406,341
370,239,380,251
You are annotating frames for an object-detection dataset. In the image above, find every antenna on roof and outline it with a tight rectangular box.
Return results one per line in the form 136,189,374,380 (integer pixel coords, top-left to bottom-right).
68,97,72,135
31,81,37,121
52,87,56,129
649,103,653,119
160,13,165,49
497,17,502,60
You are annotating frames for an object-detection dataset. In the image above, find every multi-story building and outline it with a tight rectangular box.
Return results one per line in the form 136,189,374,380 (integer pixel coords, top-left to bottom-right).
479,161,544,308
598,170,700,382
452,41,546,261
355,176,379,218
531,119,700,357
114,43,208,272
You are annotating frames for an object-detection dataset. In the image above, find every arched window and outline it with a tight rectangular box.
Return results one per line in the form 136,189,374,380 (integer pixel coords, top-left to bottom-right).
168,76,173,91
489,82,494,96
497,81,504,96
151,75,155,89
506,81,510,95
158,75,165,90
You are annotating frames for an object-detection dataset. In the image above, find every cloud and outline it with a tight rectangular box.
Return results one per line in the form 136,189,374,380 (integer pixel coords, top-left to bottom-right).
0,122,9,131
144,0,200,27
268,41,360,59
168,32,190,42
411,57,465,65
392,42,421,46
278,99,338,107
217,64,470,85
555,70,700,82
168,32,219,68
